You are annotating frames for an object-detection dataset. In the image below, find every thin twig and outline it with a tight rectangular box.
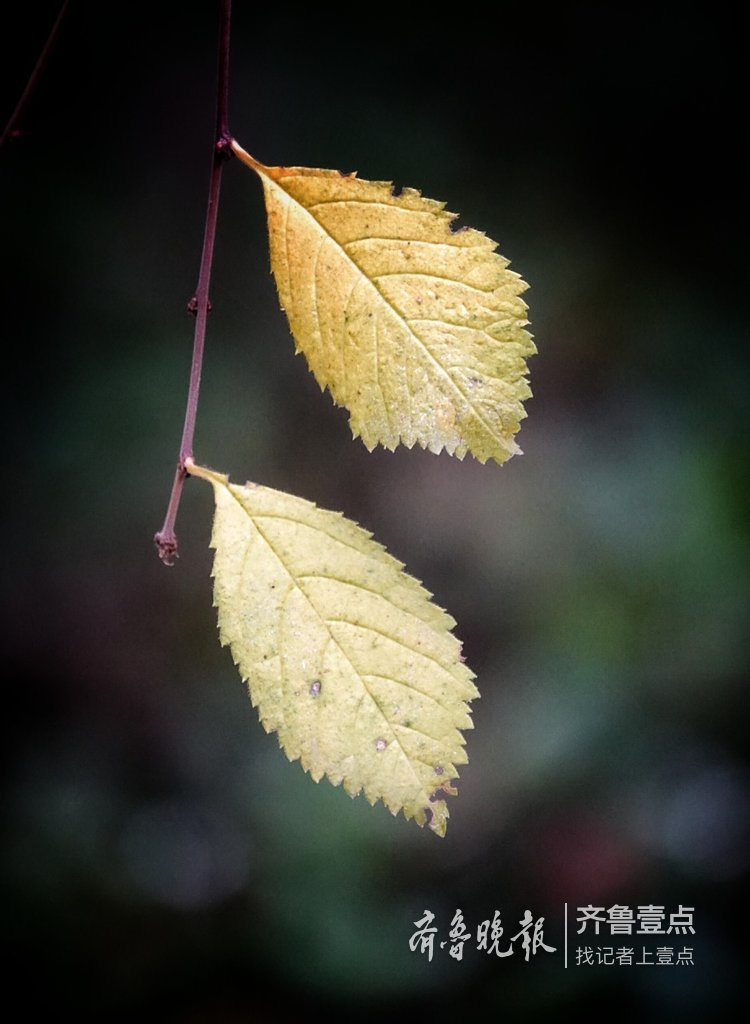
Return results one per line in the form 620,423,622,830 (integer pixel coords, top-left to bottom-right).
1,1,71,149
154,0,233,564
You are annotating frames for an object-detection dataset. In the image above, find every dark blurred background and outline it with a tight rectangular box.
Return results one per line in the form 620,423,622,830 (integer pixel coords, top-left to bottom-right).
2,2,747,1018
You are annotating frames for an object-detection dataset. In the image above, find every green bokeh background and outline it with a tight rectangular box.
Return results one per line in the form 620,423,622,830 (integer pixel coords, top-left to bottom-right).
3,3,746,1018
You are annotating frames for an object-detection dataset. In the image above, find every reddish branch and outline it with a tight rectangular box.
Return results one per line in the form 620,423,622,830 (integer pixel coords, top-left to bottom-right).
155,0,233,564
1,1,71,149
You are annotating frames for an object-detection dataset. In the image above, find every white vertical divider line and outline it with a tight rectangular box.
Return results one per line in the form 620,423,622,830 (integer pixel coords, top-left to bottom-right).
564,902,568,968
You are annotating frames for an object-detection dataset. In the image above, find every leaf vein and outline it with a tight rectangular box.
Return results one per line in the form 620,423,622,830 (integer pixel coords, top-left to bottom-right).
326,617,459,678
309,233,325,346
372,270,498,294
281,199,293,317
362,672,457,716
248,510,381,559
334,271,364,401
296,572,397,601
345,236,491,252
295,572,439,631
373,311,390,436
393,721,450,744
306,198,430,213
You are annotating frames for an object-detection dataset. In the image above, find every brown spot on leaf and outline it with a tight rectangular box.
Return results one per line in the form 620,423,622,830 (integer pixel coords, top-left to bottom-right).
429,779,458,802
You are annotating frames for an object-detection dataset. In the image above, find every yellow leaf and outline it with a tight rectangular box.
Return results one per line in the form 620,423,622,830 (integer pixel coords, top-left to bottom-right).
232,141,535,464
187,460,478,836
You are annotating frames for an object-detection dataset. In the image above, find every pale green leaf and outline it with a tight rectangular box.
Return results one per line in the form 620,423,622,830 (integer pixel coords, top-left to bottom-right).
232,140,535,465
187,460,478,836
